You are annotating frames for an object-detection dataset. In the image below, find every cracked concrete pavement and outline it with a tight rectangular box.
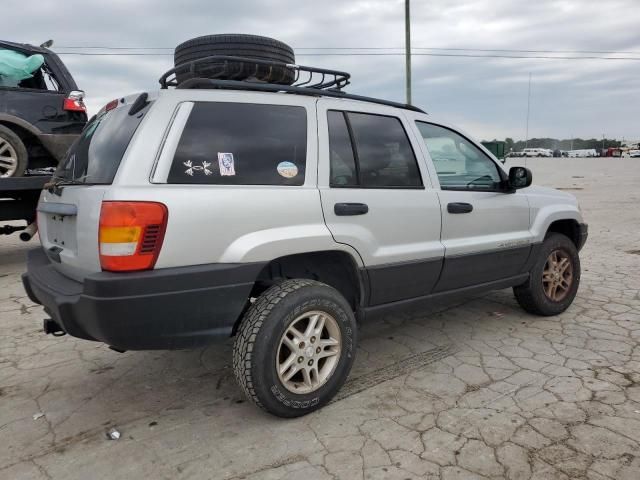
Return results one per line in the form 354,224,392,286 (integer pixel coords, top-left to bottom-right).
1,158,640,479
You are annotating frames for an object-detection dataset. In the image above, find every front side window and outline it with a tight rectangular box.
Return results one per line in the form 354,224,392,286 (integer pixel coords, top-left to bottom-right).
416,122,502,190
328,111,422,188
168,102,307,185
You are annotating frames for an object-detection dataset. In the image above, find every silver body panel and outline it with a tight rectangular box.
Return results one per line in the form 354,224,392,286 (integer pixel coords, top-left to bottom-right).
37,89,584,281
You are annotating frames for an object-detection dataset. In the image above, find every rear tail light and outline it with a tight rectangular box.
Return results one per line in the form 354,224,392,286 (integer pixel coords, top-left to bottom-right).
99,201,168,272
63,90,87,112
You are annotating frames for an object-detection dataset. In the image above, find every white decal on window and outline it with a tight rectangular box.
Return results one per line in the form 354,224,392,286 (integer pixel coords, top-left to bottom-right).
183,160,212,176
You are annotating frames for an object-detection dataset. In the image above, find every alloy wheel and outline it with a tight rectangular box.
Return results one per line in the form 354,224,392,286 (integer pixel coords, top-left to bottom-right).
0,138,19,177
542,249,574,301
276,310,341,394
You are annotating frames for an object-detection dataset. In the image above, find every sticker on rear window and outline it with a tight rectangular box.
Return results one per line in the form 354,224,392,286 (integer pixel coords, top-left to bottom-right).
218,152,236,176
277,161,298,178
183,160,212,176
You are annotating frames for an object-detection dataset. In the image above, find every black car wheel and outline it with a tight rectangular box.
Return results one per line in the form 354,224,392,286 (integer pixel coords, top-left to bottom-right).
174,34,296,85
233,279,357,417
0,125,27,178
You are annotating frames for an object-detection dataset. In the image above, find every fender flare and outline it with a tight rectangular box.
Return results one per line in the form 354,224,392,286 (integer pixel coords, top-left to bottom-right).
530,204,582,243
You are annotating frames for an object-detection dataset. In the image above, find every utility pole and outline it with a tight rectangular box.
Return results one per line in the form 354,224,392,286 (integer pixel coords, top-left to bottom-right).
405,0,412,105
602,133,605,153
525,73,531,149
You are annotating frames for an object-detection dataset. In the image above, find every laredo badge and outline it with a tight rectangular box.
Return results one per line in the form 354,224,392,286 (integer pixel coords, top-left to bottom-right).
218,152,236,176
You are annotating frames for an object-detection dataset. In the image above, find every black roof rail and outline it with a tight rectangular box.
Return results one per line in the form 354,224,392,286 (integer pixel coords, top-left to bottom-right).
159,55,425,114
173,78,425,113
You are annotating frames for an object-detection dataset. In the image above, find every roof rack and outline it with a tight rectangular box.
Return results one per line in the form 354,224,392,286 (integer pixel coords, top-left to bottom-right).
158,55,425,113
160,55,350,91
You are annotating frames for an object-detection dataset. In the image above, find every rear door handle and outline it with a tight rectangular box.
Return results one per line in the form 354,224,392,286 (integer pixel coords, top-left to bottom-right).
447,202,473,214
334,203,369,216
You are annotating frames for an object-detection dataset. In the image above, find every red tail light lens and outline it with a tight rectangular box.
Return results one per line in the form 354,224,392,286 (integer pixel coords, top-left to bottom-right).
99,201,168,272
63,90,87,112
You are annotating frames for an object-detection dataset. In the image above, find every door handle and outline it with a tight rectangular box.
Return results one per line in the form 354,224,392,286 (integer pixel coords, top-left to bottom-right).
334,202,369,216
447,202,473,214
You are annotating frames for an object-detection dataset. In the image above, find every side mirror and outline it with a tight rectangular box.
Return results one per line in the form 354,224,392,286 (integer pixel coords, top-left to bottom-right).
508,166,532,189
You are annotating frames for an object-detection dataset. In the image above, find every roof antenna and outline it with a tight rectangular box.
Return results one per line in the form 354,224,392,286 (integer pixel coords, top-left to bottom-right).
40,40,54,48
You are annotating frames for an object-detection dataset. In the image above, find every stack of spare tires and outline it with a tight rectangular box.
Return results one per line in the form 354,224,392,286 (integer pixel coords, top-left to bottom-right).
173,34,296,85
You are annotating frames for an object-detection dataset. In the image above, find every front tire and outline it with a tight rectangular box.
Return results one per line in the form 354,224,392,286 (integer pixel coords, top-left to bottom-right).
233,279,357,417
514,233,581,316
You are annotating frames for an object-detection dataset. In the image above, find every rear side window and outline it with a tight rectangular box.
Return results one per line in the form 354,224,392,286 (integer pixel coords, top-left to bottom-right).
328,111,422,188
168,102,307,185
55,101,152,184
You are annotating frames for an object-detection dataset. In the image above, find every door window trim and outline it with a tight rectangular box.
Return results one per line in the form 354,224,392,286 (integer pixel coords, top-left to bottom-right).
415,120,509,193
329,109,424,190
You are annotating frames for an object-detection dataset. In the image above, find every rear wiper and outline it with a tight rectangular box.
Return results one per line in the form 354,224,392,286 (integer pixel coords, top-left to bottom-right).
44,177,96,196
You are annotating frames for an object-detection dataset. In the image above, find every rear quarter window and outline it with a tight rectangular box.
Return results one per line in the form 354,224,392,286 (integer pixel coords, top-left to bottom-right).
167,102,307,185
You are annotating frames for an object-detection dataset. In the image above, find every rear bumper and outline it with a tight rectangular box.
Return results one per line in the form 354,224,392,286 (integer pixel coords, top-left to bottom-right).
22,248,264,350
577,223,588,251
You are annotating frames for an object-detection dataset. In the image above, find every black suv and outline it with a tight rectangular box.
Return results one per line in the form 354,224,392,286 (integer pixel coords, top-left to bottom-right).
0,40,87,177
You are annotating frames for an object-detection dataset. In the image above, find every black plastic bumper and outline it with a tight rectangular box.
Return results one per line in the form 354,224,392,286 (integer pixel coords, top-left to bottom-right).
577,222,588,251
22,248,264,350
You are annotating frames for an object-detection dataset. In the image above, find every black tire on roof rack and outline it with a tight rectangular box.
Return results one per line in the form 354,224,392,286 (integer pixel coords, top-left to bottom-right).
174,34,296,85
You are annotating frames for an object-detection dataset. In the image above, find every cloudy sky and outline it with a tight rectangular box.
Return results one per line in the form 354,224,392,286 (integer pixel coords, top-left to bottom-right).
4,0,639,141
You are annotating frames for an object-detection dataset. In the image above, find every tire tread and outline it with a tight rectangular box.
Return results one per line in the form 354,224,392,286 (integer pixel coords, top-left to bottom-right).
232,279,318,411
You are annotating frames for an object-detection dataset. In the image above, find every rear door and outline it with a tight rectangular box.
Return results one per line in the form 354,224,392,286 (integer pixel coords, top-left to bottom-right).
317,99,444,306
412,120,532,292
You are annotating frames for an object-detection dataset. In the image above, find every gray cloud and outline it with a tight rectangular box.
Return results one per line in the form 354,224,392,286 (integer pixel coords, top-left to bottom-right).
3,0,638,140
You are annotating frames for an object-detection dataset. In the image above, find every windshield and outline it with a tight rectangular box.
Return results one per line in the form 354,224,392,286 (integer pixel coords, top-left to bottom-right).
55,101,152,184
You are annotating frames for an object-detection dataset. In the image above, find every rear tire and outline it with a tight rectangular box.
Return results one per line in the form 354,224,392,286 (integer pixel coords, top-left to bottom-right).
514,233,580,316
0,125,27,178
174,34,296,85
233,279,357,417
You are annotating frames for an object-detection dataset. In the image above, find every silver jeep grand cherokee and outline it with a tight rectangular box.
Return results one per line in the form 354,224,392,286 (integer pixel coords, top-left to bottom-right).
23,38,587,417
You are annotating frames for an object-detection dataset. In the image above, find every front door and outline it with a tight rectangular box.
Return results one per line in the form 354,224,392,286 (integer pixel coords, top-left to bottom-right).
413,121,532,292
317,100,444,306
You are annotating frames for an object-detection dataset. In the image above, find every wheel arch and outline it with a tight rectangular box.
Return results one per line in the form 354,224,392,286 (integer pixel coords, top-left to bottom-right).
0,117,51,166
233,249,365,335
531,204,583,246
546,218,582,249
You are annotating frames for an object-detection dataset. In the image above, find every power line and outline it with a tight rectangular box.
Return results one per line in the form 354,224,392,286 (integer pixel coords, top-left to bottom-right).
54,45,640,55
52,51,640,60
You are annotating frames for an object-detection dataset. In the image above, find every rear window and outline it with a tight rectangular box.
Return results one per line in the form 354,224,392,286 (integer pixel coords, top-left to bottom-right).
55,101,152,184
167,102,307,185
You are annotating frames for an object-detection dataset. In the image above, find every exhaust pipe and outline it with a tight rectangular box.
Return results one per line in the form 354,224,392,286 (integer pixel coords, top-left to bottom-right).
19,222,38,242
43,319,65,336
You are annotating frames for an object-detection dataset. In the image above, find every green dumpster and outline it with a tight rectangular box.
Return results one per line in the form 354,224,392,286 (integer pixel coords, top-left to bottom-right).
481,141,506,160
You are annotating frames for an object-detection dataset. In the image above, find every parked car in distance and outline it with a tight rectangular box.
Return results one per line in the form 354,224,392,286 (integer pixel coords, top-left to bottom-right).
629,149,640,158
0,40,87,177
567,149,597,158
522,148,553,157
22,34,588,418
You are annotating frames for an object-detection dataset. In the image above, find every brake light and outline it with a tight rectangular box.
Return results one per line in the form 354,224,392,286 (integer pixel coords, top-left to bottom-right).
63,90,86,112
104,99,119,112
99,201,168,272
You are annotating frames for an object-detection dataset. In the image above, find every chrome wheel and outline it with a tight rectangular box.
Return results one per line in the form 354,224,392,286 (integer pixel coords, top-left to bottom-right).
0,138,19,177
276,310,341,394
542,249,573,301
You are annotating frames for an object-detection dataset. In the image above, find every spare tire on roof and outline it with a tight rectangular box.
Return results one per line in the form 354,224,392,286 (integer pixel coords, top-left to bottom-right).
173,34,296,85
